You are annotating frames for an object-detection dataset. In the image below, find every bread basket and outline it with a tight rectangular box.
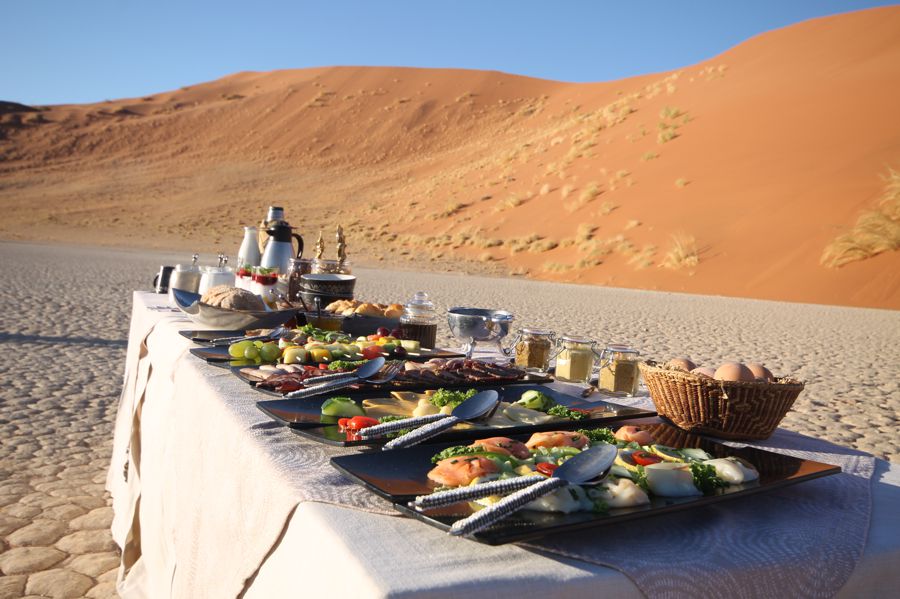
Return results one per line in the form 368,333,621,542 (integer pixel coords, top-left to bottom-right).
638,361,804,440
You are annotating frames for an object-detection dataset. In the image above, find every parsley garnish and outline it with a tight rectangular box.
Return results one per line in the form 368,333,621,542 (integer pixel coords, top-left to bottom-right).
690,462,728,495
430,445,484,464
576,428,616,445
429,388,477,409
547,405,589,420
632,464,649,492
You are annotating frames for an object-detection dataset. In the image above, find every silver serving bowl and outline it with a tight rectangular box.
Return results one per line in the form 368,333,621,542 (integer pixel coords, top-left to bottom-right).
447,307,515,358
172,288,297,330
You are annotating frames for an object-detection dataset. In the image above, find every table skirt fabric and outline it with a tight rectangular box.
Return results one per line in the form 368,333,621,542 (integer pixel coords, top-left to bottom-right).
108,291,895,599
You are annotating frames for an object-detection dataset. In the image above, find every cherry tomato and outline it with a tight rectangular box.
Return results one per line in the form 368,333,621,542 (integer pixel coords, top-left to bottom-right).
376,327,391,337
389,328,403,339
337,418,350,429
631,450,662,466
536,462,559,476
361,345,384,360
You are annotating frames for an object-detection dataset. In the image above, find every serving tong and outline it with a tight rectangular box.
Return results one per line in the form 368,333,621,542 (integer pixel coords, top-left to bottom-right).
411,444,617,536
358,390,500,450
209,326,287,346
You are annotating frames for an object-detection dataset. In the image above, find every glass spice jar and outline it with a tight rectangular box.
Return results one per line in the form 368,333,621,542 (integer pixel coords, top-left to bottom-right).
598,344,641,396
554,336,599,383
513,329,555,373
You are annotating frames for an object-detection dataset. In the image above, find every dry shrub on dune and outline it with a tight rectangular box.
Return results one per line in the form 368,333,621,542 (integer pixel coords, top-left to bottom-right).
660,233,700,270
821,169,900,267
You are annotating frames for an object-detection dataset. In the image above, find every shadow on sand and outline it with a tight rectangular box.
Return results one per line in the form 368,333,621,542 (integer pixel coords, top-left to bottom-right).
0,332,127,348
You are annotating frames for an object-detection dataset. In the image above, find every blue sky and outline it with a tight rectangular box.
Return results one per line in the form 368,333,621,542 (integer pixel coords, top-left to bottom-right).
3,0,895,105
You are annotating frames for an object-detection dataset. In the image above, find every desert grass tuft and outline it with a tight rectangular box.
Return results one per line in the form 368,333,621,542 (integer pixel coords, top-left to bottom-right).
659,106,683,120
597,201,618,216
542,262,573,273
675,178,689,188
565,182,601,213
821,169,900,267
507,234,542,254
576,223,598,242
528,238,559,253
660,233,700,270
658,129,679,144
628,245,657,270
434,202,469,219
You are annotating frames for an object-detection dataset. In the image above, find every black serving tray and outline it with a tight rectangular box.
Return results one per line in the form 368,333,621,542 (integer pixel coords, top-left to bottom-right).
263,385,654,446
329,421,841,545
237,364,555,398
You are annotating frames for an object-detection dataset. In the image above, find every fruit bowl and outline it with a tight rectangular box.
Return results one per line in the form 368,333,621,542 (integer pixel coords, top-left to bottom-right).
172,288,297,330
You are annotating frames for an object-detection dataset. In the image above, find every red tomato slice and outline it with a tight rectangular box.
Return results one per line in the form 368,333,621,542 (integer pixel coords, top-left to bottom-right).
361,346,384,360
631,450,662,466
345,416,379,431
536,462,558,476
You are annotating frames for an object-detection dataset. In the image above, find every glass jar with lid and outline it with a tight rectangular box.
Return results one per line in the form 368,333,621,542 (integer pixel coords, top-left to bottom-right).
512,329,555,374
400,291,438,349
598,344,641,396
554,336,599,383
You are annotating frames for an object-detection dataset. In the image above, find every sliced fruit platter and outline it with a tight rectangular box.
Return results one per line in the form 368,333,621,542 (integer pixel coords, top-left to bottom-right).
183,324,464,365
330,421,841,544
237,357,551,396
257,385,654,446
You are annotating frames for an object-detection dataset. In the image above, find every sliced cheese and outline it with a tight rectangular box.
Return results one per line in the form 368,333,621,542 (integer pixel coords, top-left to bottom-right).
704,457,759,484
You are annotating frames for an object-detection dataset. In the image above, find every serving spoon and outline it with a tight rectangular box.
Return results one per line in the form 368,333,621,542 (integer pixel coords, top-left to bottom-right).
422,444,617,536
357,390,500,450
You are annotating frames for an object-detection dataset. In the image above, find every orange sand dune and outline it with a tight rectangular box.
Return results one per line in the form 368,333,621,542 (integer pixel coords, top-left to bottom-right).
1,7,899,308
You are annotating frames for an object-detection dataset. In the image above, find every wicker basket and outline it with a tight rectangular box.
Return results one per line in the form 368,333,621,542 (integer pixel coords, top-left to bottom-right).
639,361,804,440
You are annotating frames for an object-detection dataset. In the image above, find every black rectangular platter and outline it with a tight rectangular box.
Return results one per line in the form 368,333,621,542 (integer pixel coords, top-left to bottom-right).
234,364,554,398
330,421,841,545
264,385,654,446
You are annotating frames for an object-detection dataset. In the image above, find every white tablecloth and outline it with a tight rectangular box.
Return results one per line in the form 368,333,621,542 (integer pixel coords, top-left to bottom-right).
108,292,900,598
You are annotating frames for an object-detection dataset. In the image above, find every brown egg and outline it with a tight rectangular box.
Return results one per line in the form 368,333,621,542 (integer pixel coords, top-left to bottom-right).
746,362,775,381
691,366,717,378
666,357,697,372
714,362,756,382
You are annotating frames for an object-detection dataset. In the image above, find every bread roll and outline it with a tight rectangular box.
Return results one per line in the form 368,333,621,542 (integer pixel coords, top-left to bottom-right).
354,303,384,317
384,308,404,319
388,303,404,312
201,285,266,311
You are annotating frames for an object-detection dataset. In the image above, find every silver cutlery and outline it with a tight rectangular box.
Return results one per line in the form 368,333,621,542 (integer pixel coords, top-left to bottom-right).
209,326,287,346
284,358,400,399
435,444,618,536
358,390,500,450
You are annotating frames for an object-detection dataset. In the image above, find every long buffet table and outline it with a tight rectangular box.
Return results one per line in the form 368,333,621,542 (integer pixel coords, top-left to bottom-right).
108,292,900,598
